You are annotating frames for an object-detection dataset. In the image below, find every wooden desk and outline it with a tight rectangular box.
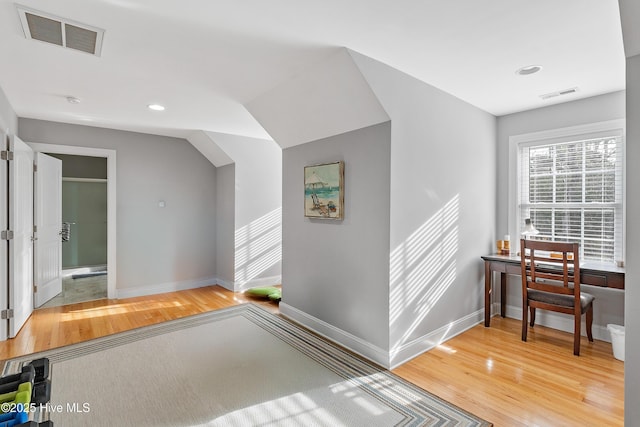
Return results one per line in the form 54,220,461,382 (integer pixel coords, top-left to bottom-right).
481,254,625,327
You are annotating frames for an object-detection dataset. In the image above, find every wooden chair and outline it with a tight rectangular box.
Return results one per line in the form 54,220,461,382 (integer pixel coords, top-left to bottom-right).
520,239,594,355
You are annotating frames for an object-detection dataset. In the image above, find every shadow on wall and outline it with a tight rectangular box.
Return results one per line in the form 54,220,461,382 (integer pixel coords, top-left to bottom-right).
389,194,460,353
235,207,282,288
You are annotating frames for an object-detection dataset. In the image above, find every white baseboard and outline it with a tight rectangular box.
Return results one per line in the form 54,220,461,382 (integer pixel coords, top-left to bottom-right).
116,275,217,299
235,275,282,292
62,265,107,278
215,278,235,292
115,274,282,300
280,304,485,369
389,309,484,369
493,302,612,342
279,303,391,368
216,275,282,292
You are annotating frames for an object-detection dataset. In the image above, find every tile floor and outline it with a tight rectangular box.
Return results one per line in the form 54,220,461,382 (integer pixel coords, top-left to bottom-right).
40,274,108,308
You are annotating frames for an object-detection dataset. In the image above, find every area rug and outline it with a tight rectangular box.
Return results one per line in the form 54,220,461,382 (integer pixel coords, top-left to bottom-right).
2,304,491,426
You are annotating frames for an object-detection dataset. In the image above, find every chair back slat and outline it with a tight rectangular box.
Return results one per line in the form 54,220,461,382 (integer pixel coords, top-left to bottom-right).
528,281,575,295
528,255,571,264
520,239,580,298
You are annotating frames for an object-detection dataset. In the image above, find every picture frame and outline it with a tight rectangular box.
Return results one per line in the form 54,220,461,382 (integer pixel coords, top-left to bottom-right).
304,161,344,220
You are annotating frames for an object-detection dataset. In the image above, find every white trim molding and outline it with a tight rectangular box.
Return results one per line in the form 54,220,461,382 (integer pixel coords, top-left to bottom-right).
215,278,235,292
281,303,486,369
507,119,626,253
116,275,217,299
62,177,107,183
216,275,282,292
234,275,282,292
279,302,390,368
27,142,117,299
389,309,485,369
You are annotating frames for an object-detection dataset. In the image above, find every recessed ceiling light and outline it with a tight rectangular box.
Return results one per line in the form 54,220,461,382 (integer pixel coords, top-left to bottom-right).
66,96,81,104
516,65,543,76
147,104,165,111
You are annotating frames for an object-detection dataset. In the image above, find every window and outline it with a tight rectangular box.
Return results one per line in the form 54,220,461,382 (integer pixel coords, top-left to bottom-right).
513,121,625,263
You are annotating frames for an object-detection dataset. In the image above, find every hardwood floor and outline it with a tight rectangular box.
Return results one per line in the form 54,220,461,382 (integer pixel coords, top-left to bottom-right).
0,286,623,426
0,285,278,361
393,316,624,426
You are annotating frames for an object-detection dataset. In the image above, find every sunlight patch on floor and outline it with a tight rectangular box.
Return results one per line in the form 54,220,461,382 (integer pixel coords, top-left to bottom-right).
59,300,186,321
205,392,342,426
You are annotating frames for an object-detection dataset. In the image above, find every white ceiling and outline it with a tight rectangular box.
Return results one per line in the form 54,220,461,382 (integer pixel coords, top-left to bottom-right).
0,0,626,141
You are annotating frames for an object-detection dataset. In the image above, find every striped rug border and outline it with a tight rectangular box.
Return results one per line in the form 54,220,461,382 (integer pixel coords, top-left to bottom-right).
2,304,491,427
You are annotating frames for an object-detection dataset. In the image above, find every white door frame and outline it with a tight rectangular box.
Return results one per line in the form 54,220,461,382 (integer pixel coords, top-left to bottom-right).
1,132,9,341
27,143,117,299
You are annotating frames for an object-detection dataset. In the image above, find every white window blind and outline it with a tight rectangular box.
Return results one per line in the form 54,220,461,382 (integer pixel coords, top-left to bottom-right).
518,132,624,263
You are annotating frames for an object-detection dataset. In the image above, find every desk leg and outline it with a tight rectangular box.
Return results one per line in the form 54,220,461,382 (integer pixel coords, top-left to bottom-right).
500,272,506,318
484,261,491,327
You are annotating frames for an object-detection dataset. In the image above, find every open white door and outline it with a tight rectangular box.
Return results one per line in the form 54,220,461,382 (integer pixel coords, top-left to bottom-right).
34,153,62,308
8,135,34,338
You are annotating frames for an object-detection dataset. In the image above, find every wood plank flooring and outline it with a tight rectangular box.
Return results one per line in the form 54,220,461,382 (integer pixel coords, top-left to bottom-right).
0,286,623,426
393,316,624,426
0,285,277,361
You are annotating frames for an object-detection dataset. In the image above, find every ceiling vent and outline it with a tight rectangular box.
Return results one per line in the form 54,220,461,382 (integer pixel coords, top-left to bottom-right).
16,5,104,56
540,87,579,100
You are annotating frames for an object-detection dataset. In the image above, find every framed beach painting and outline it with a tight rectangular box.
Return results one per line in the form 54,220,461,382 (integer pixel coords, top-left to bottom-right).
304,161,344,219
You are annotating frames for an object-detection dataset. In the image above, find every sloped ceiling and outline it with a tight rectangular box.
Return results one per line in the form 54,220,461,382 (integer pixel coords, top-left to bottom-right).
246,49,389,148
618,0,640,57
186,131,234,167
0,0,627,142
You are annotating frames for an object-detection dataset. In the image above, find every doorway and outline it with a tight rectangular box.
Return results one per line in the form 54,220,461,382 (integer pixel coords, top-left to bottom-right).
40,153,108,308
28,143,117,302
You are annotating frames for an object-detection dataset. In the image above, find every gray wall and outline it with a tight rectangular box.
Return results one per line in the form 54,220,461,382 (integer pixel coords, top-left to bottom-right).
625,53,640,425
233,138,282,287
48,154,107,179
62,181,107,268
352,52,497,364
0,86,17,135
282,122,392,352
209,134,282,289
18,119,218,293
497,92,626,336
47,154,108,268
215,163,235,286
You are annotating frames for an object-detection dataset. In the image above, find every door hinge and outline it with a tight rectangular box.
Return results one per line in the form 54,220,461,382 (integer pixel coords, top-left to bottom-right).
33,285,38,293
1,309,14,320
1,230,14,240
0,150,13,161
33,225,37,233
33,163,37,172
